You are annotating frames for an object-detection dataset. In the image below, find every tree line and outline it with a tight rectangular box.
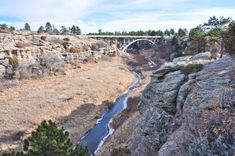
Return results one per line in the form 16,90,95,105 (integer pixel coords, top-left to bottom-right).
88,28,188,36
36,22,81,35
0,22,81,35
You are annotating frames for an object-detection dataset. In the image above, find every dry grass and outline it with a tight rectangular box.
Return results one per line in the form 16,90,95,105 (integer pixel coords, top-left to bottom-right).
15,42,31,48
0,57,135,151
69,46,81,53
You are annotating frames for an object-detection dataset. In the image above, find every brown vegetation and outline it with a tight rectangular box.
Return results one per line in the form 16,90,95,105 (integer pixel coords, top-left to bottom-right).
40,36,47,42
181,64,203,75
69,46,81,53
0,57,135,151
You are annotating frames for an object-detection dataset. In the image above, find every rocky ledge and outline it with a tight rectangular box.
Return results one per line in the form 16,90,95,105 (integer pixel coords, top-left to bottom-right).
128,52,235,156
0,32,117,81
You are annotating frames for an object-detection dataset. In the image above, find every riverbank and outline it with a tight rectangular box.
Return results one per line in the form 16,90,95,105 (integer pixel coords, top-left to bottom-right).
96,69,152,156
0,56,136,152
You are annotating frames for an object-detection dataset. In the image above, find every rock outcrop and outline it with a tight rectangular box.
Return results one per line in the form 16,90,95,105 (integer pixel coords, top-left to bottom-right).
0,32,117,80
128,53,235,156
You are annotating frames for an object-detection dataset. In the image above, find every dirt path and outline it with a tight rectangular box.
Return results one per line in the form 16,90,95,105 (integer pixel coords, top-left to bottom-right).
0,56,136,151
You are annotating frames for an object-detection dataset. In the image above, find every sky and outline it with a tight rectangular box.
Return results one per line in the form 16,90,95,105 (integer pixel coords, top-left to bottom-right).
0,0,235,34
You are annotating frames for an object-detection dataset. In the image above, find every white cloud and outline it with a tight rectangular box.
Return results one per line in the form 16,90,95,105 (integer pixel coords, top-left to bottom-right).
0,0,235,33
92,7,235,32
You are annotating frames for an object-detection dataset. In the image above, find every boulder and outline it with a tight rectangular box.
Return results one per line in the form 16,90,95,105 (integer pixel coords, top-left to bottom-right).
128,107,180,156
139,71,185,114
0,65,5,78
0,52,5,59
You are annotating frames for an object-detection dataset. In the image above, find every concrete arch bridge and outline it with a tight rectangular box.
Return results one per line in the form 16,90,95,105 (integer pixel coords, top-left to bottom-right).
86,35,163,51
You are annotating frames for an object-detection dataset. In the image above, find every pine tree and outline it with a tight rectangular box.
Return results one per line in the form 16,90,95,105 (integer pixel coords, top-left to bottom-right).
3,120,90,156
37,26,45,34
24,23,31,31
45,22,52,33
224,22,235,56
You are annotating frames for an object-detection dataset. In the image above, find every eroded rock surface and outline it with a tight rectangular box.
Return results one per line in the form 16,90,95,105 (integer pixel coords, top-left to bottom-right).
128,53,235,156
0,32,117,80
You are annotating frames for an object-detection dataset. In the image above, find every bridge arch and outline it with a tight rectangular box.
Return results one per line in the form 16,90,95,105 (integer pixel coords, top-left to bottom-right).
122,39,157,51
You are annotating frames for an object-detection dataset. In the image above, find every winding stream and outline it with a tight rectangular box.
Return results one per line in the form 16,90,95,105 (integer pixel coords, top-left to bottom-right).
79,70,141,154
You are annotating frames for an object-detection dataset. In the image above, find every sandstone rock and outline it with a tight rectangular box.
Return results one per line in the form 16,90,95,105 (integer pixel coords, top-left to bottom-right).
0,52,5,59
0,65,5,78
0,59,9,67
153,62,181,78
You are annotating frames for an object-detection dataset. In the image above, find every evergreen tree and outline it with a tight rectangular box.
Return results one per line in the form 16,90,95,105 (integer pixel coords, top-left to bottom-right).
224,22,235,56
177,28,187,37
164,29,170,36
70,25,81,35
45,22,53,33
37,26,45,34
24,23,31,31
156,30,164,37
76,26,81,35
2,120,90,156
189,27,206,53
169,29,175,35
98,29,102,35
0,24,8,29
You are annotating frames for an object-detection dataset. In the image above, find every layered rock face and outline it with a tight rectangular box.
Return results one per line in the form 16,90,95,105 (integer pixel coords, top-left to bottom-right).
0,32,116,80
128,53,235,156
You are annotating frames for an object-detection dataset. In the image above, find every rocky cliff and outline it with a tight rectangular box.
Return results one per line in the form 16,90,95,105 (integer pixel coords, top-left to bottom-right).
0,32,117,81
128,53,235,156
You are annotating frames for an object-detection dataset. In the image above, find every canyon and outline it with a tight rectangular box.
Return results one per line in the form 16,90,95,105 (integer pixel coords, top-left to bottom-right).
0,31,234,156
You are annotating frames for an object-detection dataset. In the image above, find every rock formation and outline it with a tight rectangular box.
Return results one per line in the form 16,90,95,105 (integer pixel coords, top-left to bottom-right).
0,32,117,80
128,52,235,156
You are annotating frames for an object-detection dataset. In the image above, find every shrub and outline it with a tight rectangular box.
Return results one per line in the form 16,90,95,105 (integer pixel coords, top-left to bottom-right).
63,38,70,42
40,36,47,42
110,147,131,156
2,120,90,156
70,47,81,53
181,64,203,75
9,56,19,69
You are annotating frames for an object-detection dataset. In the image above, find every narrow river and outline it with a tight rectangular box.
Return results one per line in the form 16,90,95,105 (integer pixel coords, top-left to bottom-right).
79,70,141,154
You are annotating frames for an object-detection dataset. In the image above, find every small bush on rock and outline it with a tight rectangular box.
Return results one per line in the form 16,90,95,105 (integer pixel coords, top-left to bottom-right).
40,36,47,42
181,64,203,75
110,147,131,156
9,56,19,69
70,47,81,53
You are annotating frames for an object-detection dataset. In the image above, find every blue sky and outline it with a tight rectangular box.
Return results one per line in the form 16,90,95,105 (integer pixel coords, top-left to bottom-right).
0,0,235,33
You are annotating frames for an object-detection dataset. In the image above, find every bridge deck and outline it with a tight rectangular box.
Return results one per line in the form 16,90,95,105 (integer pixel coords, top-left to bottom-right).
82,35,162,39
